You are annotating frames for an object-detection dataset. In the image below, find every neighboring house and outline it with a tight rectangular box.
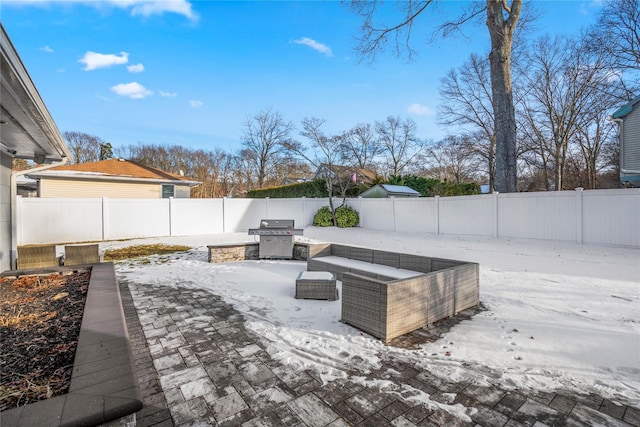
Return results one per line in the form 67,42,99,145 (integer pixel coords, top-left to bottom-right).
1,24,72,271
360,184,420,198
27,159,200,198
612,96,640,187
312,164,379,185
15,175,37,197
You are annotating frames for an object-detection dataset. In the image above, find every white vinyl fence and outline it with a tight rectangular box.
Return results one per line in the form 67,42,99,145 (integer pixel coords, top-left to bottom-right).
17,189,640,247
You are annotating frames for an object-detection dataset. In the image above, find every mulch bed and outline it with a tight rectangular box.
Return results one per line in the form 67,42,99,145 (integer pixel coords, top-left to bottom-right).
0,270,90,412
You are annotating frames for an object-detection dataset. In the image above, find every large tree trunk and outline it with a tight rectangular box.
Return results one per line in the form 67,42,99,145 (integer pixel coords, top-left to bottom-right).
486,0,521,193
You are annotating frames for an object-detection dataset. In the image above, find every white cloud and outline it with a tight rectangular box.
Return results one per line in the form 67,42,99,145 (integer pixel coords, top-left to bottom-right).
189,100,204,108
79,51,128,71
407,103,434,116
14,0,198,21
127,63,145,73
160,90,178,97
128,0,198,21
111,82,152,99
293,37,333,57
40,45,54,53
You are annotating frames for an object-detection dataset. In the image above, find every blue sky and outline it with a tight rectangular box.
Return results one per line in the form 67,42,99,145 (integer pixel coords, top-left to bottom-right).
2,0,603,154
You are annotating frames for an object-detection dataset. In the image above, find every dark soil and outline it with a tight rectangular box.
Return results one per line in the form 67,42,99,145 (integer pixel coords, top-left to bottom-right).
0,270,90,411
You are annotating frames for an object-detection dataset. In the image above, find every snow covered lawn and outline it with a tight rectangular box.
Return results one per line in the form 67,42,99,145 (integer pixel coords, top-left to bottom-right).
110,227,640,407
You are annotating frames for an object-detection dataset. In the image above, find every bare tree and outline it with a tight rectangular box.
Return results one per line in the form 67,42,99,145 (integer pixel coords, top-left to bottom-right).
423,136,478,183
242,108,294,189
283,118,349,225
350,0,523,192
520,34,622,190
375,116,423,177
587,0,640,73
63,131,105,164
340,123,381,170
439,53,496,190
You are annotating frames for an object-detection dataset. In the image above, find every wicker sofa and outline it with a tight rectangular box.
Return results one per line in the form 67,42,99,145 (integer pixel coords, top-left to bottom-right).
307,243,479,342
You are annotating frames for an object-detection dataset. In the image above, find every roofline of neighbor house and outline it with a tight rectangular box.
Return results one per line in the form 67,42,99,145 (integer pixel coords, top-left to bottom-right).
25,171,201,187
612,95,640,119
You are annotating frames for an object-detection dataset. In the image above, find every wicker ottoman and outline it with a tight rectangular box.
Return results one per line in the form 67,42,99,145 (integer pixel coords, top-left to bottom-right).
295,271,338,300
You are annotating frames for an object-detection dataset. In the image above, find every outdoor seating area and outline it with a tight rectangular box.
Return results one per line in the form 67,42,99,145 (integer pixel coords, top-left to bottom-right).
306,243,479,341
15,244,101,270
16,245,60,269
295,271,338,300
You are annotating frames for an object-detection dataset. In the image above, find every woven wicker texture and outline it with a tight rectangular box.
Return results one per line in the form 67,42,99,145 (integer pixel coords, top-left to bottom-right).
295,271,337,300
16,245,59,269
310,244,479,341
341,273,385,338
399,254,432,273
65,244,100,266
373,251,401,268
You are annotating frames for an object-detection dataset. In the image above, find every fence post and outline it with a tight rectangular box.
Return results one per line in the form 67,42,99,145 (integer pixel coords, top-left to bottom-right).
301,197,306,226
102,197,108,241
493,192,499,239
391,197,397,232
575,187,583,244
169,197,174,236
435,196,440,234
222,197,226,233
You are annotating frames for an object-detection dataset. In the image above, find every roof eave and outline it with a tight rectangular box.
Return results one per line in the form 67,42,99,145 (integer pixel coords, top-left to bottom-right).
26,171,201,187
612,95,640,119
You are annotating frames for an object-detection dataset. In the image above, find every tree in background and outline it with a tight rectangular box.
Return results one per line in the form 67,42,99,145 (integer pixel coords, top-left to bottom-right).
375,116,423,177
587,0,640,75
242,108,294,189
350,0,523,193
63,131,105,164
99,142,113,160
340,123,381,171
422,136,479,184
519,34,628,190
283,118,351,226
439,53,497,190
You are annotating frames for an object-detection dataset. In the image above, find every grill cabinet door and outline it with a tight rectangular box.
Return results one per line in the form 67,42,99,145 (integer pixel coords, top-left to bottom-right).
259,236,293,258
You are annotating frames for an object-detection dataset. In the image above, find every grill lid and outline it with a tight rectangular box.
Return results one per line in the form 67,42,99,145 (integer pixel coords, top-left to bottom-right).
248,219,303,236
259,219,295,229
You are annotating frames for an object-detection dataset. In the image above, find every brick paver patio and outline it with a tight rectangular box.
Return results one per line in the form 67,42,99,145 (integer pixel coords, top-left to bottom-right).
119,280,640,427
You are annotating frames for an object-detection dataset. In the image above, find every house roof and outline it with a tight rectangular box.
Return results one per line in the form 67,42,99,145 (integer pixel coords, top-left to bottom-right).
27,159,200,186
612,95,640,119
361,184,420,198
313,164,379,183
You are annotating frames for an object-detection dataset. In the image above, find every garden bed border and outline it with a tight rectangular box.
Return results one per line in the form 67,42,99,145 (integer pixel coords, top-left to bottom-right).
0,262,143,427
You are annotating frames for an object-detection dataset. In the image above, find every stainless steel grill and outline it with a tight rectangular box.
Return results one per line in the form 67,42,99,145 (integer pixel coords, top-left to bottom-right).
248,219,303,259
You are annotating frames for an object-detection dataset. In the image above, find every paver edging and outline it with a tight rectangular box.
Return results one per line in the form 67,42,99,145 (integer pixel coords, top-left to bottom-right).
0,262,143,427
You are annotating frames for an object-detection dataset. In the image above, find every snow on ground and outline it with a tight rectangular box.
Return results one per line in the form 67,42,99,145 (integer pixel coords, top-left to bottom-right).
108,227,640,407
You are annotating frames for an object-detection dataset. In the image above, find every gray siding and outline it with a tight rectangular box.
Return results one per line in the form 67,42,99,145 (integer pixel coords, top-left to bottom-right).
622,106,640,175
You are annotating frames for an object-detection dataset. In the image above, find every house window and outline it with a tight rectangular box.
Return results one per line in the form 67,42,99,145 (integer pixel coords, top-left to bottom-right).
162,184,175,198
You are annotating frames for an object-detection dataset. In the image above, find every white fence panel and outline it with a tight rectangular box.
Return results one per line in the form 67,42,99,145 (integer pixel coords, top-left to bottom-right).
357,199,395,231
171,199,224,236
19,198,103,244
265,199,306,228
224,199,267,232
582,189,640,247
439,195,495,237
303,198,330,226
498,192,577,241
394,198,438,234
16,189,640,247
105,199,170,240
